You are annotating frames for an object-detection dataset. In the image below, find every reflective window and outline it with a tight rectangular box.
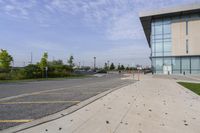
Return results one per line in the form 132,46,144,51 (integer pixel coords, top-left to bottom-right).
155,42,162,52
172,58,180,70
164,34,171,39
191,57,200,69
182,58,190,69
155,52,162,56
182,57,190,74
151,17,172,57
155,39,162,43
163,18,171,24
151,26,155,36
155,25,162,35
164,52,171,56
152,58,156,72
152,57,200,74
154,19,162,25
155,58,163,69
164,58,171,66
163,24,171,34
164,41,172,52
155,34,162,39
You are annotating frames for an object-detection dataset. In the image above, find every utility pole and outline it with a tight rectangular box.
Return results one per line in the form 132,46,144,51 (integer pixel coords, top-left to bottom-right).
30,52,33,64
107,60,110,70
94,57,96,71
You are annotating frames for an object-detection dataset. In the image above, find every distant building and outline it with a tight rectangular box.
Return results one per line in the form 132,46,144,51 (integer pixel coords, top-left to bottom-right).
140,4,200,74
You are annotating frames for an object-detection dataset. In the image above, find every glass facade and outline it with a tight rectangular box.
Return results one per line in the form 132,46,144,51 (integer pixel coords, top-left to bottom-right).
151,16,200,74
151,18,172,57
152,56,200,74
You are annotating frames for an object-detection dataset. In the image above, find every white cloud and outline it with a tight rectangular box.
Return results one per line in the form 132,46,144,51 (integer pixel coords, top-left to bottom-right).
0,0,199,39
5,5,14,11
1,0,199,67
106,13,143,40
0,0,141,39
0,0,36,19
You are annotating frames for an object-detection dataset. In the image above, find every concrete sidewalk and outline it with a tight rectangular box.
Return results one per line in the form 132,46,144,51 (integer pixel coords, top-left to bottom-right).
5,75,200,133
153,74,200,82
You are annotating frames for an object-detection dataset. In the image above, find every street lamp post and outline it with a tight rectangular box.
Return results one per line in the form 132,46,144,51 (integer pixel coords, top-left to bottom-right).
45,66,48,78
79,62,81,69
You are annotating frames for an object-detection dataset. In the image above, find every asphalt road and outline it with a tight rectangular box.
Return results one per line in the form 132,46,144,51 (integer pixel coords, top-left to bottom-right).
0,73,134,130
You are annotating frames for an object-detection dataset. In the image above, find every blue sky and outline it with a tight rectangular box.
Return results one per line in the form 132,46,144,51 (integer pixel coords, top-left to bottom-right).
0,0,199,67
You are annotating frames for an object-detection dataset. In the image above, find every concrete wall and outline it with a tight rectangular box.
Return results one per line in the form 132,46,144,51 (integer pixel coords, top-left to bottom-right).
171,18,200,56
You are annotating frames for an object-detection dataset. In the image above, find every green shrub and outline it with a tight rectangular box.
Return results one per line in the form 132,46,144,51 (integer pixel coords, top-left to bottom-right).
0,63,80,80
47,65,72,78
10,69,26,80
24,64,42,79
0,73,11,80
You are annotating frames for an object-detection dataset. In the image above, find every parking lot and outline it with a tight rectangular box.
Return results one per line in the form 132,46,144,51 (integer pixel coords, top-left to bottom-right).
0,74,134,130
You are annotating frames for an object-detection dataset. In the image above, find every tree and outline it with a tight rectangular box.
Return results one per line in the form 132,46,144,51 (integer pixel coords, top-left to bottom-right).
121,65,125,70
104,63,108,70
0,49,13,72
67,55,74,70
39,52,48,77
49,59,63,66
126,67,130,71
117,64,121,70
39,52,48,69
82,66,91,71
24,64,41,78
110,63,115,70
68,55,74,67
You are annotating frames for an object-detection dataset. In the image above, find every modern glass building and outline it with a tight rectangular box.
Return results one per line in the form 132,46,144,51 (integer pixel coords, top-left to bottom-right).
140,4,200,74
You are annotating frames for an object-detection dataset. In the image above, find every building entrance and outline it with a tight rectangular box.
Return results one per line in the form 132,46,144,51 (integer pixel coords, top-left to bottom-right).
163,65,172,75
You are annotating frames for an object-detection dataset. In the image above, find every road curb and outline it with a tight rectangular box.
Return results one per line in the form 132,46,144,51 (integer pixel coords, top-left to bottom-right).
1,83,132,133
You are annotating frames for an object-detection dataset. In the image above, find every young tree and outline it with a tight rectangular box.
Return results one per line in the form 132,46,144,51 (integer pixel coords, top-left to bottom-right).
110,62,115,70
39,52,48,69
39,52,48,77
0,49,13,72
68,55,74,69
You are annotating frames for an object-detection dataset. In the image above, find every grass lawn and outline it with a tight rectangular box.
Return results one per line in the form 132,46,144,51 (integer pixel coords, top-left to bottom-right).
178,82,200,95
